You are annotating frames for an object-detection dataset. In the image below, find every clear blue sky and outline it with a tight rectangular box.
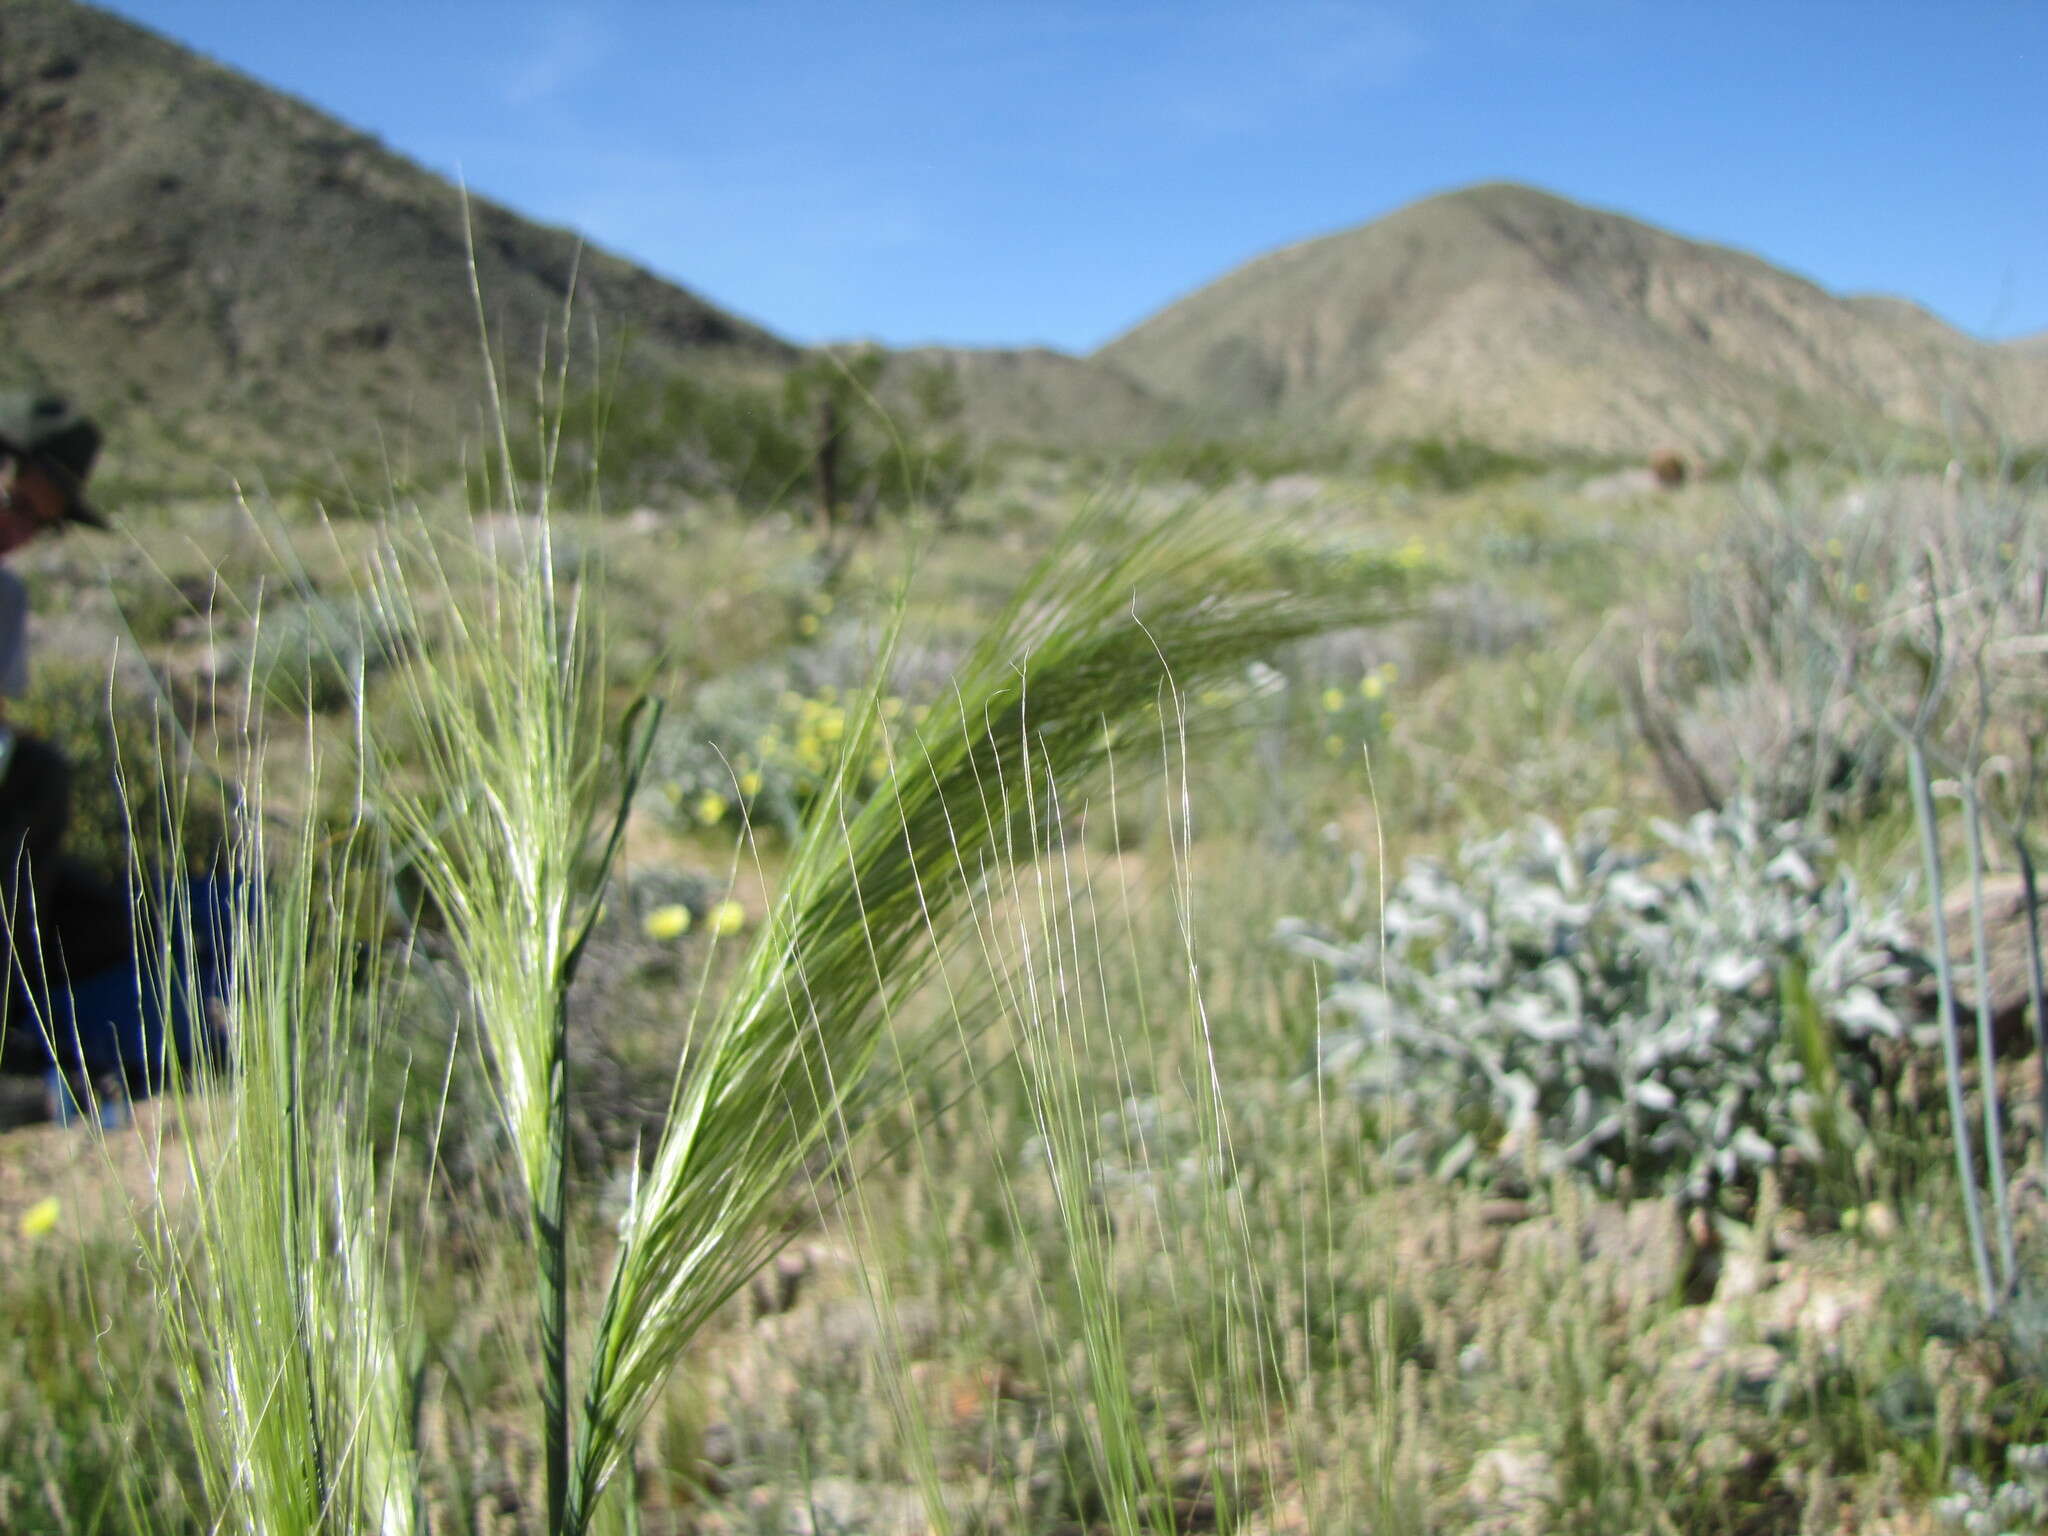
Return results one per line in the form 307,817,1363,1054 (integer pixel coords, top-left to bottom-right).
101,1,2048,351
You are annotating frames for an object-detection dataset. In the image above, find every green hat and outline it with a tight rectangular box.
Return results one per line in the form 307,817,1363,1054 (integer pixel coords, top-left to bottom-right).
0,391,108,529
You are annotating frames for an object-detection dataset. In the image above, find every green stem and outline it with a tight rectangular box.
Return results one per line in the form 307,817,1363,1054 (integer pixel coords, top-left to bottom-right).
1907,740,1998,1315
280,928,333,1521
541,1021,572,1536
2018,839,2048,1186
1959,783,2017,1298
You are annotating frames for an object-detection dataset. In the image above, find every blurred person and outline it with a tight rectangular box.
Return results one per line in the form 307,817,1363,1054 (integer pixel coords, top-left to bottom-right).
0,392,133,1093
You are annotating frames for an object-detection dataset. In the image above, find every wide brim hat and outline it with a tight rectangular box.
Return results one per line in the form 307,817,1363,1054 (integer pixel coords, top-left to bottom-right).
0,392,109,529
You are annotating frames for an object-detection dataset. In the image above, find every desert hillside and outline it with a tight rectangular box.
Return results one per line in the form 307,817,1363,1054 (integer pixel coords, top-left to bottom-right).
0,0,796,485
1097,182,2048,457
6,4,2040,479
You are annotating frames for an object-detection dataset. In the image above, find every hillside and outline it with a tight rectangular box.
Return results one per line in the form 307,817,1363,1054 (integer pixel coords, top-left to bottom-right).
1097,182,2048,458
879,346,1186,449
8,3,2043,484
0,0,796,489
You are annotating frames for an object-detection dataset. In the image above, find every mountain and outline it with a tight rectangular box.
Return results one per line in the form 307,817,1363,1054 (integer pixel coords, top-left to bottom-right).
0,0,796,489
7,4,2041,484
1097,182,2048,458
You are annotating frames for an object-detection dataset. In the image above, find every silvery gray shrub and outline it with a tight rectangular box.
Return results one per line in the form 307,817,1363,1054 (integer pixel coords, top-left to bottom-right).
1278,804,1924,1206
1936,1443,2048,1534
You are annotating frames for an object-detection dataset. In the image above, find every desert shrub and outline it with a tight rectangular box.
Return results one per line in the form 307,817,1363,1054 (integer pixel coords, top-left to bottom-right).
241,590,414,715
1278,802,1925,1209
1126,432,1361,488
1371,436,1551,493
1634,468,2046,827
520,352,975,518
1938,1443,2048,1533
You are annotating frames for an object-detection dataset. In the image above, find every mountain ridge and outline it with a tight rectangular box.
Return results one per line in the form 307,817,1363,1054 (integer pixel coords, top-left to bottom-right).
0,0,798,485
5,3,2041,480
1096,181,2048,457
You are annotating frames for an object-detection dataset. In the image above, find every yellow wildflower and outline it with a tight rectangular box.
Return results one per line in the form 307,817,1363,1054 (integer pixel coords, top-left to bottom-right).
708,900,746,937
19,1197,60,1239
1851,582,1871,603
1361,674,1385,701
797,614,820,637
1321,687,1345,713
694,791,729,826
738,770,764,798
816,710,845,743
642,904,692,941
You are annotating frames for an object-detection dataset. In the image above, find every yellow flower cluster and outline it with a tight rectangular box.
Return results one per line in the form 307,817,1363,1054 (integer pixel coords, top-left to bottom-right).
670,686,935,832
795,591,833,639
641,899,749,943
1318,661,1399,757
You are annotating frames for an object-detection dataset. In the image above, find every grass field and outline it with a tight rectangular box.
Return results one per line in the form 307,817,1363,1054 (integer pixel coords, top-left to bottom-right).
2,430,2044,1535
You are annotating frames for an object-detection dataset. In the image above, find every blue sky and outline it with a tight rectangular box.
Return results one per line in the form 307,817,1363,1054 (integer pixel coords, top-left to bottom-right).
102,1,2047,351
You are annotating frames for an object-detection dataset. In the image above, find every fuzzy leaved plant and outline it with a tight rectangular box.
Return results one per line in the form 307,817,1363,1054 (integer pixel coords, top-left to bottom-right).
1279,803,1924,1206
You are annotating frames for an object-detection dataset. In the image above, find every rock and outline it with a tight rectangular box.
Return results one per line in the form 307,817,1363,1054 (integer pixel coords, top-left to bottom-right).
747,1477,966,1536
1661,1339,1787,1408
1502,1198,1692,1311
1913,874,2043,1050
699,1421,738,1467
1462,1440,1559,1535
751,1249,813,1318
1578,467,1663,502
1649,448,1690,487
1259,474,1327,508
805,1295,942,1361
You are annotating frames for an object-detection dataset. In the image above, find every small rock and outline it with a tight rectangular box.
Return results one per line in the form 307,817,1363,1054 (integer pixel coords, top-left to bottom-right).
1463,1440,1559,1535
699,1421,737,1467
1503,1198,1691,1311
1579,468,1663,502
749,1476,959,1536
1914,874,2042,1048
752,1249,813,1318
1664,1340,1786,1407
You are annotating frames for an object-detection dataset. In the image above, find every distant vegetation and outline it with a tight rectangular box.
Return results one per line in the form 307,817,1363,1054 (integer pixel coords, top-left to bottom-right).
501,347,974,523
1117,430,1593,493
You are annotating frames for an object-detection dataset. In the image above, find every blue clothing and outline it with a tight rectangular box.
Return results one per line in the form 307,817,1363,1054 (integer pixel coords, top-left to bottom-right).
11,873,235,1095
0,566,26,699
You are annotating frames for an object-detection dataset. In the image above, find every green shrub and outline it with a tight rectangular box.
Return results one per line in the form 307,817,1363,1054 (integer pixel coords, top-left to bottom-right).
1370,436,1551,493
